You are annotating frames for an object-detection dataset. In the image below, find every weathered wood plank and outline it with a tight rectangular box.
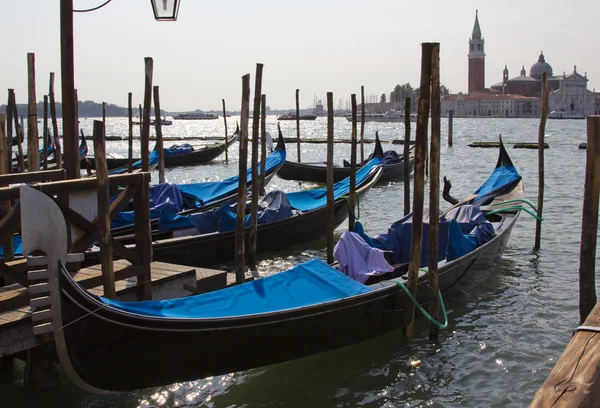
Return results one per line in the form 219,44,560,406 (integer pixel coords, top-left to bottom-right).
531,302,600,407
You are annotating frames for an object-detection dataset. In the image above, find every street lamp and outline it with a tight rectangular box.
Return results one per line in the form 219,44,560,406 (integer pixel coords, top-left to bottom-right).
60,0,181,180
150,0,181,21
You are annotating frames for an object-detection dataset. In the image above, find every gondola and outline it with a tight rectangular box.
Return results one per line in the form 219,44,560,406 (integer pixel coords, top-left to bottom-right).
23,137,524,393
100,156,385,268
109,131,287,234
277,132,414,183
97,124,239,170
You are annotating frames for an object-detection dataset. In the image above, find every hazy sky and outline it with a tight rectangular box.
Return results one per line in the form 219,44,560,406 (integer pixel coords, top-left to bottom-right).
2,0,598,111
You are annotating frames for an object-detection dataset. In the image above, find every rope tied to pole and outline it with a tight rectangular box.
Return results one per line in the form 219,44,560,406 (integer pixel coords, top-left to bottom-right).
394,271,448,329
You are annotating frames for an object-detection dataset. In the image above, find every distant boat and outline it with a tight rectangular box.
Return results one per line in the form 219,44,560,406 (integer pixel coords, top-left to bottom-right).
277,113,317,121
132,116,173,126
346,110,417,123
548,110,585,120
173,112,219,120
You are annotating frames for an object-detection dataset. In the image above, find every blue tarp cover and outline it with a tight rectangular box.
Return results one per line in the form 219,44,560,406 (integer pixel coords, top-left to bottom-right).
473,165,521,206
111,148,286,229
177,148,285,209
100,259,372,318
286,157,382,211
344,150,401,167
112,183,183,228
164,143,194,156
0,235,23,258
353,204,496,265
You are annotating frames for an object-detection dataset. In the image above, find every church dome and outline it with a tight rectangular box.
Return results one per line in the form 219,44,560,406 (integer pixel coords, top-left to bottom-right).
530,52,553,79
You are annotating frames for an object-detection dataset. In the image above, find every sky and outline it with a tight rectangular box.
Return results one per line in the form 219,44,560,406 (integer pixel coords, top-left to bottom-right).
2,0,598,112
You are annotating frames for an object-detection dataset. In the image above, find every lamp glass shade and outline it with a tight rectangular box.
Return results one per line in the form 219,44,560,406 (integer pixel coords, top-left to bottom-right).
150,0,180,21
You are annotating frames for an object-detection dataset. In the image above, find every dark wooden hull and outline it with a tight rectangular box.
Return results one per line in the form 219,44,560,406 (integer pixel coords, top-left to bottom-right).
57,201,519,392
277,157,413,183
99,136,237,170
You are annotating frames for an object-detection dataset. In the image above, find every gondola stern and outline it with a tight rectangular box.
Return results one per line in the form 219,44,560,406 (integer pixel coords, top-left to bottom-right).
373,131,384,159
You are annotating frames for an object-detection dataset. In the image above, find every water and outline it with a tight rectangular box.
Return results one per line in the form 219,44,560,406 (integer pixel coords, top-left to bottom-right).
0,116,592,407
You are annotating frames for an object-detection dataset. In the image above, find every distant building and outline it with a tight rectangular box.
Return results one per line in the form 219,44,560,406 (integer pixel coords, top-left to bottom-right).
442,11,594,117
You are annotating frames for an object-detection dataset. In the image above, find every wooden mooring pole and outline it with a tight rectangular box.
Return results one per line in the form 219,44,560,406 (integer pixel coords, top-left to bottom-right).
27,53,40,173
403,43,433,338
49,73,62,170
296,89,301,162
6,91,14,172
102,102,106,139
92,119,115,299
326,92,335,264
0,114,13,264
530,115,600,407
222,99,229,163
12,97,25,172
141,57,153,172
74,89,80,165
428,43,441,341
153,86,165,183
404,96,412,216
259,94,267,196
248,63,264,270
236,73,251,284
448,109,453,147
580,115,600,323
42,96,48,170
128,93,133,173
360,86,365,163
349,94,357,231
534,72,548,251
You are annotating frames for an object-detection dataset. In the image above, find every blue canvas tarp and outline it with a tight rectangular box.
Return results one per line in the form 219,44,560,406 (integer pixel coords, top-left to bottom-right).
0,235,23,258
164,143,194,156
473,165,521,206
344,150,401,167
112,183,183,228
286,157,382,212
100,259,372,318
109,150,160,175
353,204,496,265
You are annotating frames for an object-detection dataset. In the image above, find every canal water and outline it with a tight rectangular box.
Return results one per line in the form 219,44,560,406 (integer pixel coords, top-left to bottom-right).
0,116,592,407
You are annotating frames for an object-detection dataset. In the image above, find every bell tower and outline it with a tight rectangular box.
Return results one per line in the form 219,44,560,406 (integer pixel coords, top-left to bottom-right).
468,10,486,94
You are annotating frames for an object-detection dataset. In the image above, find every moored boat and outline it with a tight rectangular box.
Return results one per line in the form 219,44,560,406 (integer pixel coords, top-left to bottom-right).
277,113,317,121
548,110,585,119
172,112,219,120
19,136,525,393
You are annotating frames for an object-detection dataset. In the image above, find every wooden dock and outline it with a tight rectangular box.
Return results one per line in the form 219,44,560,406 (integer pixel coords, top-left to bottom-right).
468,141,549,149
0,260,233,359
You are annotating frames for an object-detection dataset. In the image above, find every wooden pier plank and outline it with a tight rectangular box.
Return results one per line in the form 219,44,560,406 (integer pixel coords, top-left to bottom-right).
531,301,600,407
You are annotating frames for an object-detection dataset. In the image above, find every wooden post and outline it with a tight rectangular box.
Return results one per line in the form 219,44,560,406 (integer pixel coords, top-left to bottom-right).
326,92,335,264
153,86,165,183
404,96,412,216
49,73,62,170
579,116,600,323
403,43,433,338
349,94,357,231
428,43,441,341
60,0,78,179
222,99,229,163
259,94,267,196
102,102,106,139
15,110,25,172
141,58,153,172
360,86,365,164
448,109,454,147
534,73,548,251
248,64,264,270
133,171,153,301
27,53,40,173
128,93,133,173
6,91,13,171
236,73,251,284
138,104,143,137
42,95,48,170
296,89,301,162
92,120,115,299
0,114,13,261
74,89,81,172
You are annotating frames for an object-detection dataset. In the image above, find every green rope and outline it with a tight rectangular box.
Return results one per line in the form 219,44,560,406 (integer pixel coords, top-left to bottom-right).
486,206,543,221
393,274,448,329
489,199,539,214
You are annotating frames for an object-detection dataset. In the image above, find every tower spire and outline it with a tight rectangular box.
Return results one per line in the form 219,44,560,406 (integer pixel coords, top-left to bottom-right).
472,10,482,39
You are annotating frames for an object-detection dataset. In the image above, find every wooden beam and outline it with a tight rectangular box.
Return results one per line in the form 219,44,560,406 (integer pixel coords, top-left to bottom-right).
132,173,152,300
326,92,334,264
153,86,165,184
248,63,264,270
27,53,40,173
49,73,62,170
235,74,250,284
141,58,153,172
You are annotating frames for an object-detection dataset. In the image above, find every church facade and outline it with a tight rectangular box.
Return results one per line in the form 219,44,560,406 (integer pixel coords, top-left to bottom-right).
442,11,596,117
